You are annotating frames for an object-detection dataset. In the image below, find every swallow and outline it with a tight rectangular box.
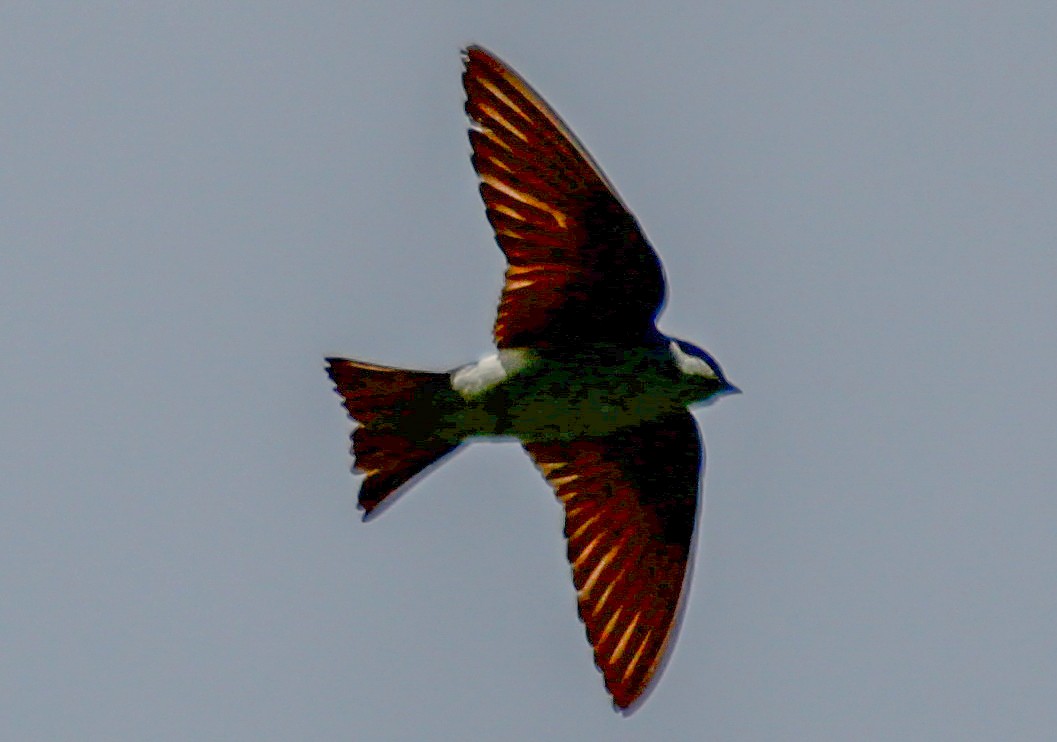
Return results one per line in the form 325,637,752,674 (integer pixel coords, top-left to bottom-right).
326,45,739,712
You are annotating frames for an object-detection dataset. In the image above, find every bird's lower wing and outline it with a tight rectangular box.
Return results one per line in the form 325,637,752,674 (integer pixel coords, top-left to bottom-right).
523,412,703,710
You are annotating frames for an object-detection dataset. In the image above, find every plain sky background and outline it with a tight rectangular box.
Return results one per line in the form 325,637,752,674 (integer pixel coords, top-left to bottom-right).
3,3,1056,740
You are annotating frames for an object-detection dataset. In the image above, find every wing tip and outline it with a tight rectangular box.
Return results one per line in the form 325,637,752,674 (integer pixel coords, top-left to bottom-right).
461,44,492,72
603,652,667,715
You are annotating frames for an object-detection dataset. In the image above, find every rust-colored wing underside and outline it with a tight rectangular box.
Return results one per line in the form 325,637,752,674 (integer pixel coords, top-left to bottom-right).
462,46,666,352
523,412,702,710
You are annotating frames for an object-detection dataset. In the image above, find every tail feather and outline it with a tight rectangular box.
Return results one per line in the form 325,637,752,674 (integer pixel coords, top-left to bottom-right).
326,357,462,517
352,427,456,516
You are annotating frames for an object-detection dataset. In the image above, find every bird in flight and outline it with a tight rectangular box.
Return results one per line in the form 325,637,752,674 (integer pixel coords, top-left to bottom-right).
326,45,739,712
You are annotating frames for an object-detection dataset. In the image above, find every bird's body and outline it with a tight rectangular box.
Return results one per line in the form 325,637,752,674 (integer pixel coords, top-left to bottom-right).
326,45,738,712
450,341,729,442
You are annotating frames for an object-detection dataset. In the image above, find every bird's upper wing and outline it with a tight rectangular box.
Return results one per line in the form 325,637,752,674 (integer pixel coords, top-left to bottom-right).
523,412,702,711
462,46,666,352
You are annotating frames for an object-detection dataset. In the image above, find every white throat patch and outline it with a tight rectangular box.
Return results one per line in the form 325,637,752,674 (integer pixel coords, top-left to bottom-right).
670,341,718,379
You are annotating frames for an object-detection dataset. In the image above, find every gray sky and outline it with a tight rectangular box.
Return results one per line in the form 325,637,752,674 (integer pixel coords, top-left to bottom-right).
4,3,1057,740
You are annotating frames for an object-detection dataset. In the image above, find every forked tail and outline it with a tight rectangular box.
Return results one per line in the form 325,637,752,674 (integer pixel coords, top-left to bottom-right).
325,357,462,518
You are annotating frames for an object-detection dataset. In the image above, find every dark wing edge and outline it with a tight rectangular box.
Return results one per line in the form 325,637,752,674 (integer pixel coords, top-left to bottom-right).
523,412,703,711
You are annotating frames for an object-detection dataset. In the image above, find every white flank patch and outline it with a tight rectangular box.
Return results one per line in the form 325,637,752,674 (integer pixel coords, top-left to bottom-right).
451,349,529,397
670,341,718,379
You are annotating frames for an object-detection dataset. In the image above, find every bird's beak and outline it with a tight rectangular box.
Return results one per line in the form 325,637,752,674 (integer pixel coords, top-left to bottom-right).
723,382,742,396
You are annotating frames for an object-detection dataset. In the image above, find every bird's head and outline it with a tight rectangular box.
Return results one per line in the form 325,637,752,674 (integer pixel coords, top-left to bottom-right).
668,339,740,404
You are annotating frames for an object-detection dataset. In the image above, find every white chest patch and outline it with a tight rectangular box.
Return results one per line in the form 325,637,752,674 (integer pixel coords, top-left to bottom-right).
451,349,530,397
670,340,718,378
